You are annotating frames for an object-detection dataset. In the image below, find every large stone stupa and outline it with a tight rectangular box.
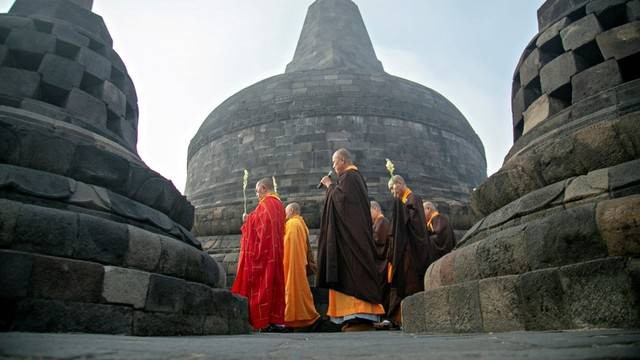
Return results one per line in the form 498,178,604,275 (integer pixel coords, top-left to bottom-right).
0,0,248,335
403,0,640,334
187,0,487,284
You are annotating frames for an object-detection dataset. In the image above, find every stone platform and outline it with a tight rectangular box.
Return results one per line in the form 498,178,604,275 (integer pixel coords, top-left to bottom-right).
1,330,639,359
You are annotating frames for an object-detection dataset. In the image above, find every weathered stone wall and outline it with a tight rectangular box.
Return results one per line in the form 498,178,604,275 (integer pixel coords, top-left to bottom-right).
0,0,246,335
187,69,486,236
404,0,640,334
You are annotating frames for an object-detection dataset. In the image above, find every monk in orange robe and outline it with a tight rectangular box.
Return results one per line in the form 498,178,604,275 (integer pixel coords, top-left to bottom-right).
423,201,456,264
318,149,385,332
231,178,286,331
283,202,320,329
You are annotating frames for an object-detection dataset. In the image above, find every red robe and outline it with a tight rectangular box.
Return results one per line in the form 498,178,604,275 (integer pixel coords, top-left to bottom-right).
231,194,286,330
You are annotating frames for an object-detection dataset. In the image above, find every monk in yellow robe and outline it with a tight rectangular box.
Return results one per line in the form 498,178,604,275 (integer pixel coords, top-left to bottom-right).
318,148,385,331
283,202,320,329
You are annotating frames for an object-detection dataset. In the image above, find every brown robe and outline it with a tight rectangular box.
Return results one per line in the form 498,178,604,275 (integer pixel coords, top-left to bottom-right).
372,215,391,311
388,193,431,316
426,214,456,265
316,168,383,305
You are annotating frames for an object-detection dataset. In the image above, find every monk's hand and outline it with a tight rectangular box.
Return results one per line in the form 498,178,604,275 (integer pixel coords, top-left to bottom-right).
242,213,248,222
320,176,332,188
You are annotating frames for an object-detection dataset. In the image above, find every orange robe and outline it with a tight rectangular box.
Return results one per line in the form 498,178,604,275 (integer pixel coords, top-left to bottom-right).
231,193,286,330
283,215,320,328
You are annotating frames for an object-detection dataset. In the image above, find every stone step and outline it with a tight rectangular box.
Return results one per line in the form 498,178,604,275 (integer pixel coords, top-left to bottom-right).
403,256,640,333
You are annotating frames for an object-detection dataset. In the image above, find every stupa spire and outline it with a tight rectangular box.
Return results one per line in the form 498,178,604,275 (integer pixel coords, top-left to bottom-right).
285,0,384,73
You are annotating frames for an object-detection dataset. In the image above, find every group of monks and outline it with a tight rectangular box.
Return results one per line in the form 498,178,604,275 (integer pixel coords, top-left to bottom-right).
231,148,456,332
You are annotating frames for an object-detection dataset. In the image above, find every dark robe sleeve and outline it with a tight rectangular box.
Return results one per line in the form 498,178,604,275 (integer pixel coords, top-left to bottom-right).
427,214,456,264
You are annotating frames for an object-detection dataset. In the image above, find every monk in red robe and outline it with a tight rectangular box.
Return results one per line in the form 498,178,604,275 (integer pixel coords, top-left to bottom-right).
231,178,286,331
318,148,385,332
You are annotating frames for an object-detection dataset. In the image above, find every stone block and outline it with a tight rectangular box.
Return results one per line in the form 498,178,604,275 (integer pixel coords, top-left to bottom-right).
401,292,426,333
564,168,609,202
452,242,480,283
125,225,161,272
226,293,250,334
203,316,229,335
540,52,588,94
20,98,67,121
102,266,150,309
479,275,525,332
12,298,132,334
183,282,213,316
0,44,7,65
519,48,551,86
77,47,112,81
571,59,623,103
76,214,129,265
537,0,589,31
144,274,185,313
597,21,640,60
537,17,571,47
512,87,540,125
596,195,640,257
31,254,104,303
0,199,20,247
448,281,482,333
0,250,33,299
523,94,565,134
560,14,603,51
51,22,90,48
477,226,528,278
133,311,204,336
0,15,35,30
13,204,77,258
587,0,628,14
157,236,187,278
67,0,93,10
559,257,638,328
65,88,107,128
38,53,84,90
608,158,640,191
203,253,223,288
629,0,640,20
524,204,607,270
519,268,570,330
0,67,40,98
88,80,126,116
5,28,56,54
423,286,452,332
439,252,456,286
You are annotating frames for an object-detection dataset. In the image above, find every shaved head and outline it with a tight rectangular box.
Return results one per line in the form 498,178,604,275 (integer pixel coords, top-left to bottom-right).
333,148,353,164
256,178,274,191
370,200,382,212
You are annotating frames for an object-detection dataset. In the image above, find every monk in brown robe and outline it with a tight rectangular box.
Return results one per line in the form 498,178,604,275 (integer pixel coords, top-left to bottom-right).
387,175,431,325
423,201,456,264
283,202,320,329
317,148,385,331
370,200,391,312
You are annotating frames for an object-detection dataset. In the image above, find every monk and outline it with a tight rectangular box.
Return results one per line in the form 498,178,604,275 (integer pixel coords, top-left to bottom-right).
423,201,456,264
283,202,320,329
231,178,286,331
317,148,385,332
387,175,431,325
370,200,391,312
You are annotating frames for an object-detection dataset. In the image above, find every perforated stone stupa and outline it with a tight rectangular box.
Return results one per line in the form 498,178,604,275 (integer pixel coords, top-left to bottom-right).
0,0,248,335
187,0,487,285
402,0,640,334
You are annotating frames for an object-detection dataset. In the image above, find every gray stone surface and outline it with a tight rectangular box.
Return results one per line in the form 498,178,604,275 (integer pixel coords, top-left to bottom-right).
4,330,638,359
133,312,203,337
537,0,589,31
479,275,525,332
596,195,640,256
5,27,56,54
125,225,162,272
400,292,425,333
448,281,483,333
13,204,78,258
596,21,640,60
65,87,107,128
519,48,551,86
423,287,452,333
560,14,603,50
519,268,571,330
76,214,129,265
38,53,84,90
540,52,587,94
0,250,33,299
571,59,623,102
559,257,639,328
0,67,40,98
476,225,528,278
30,254,104,303
77,47,112,81
102,266,150,309
536,17,570,46
144,274,186,313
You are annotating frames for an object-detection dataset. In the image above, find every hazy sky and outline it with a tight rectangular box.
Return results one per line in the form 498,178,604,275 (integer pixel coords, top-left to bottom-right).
0,0,545,193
